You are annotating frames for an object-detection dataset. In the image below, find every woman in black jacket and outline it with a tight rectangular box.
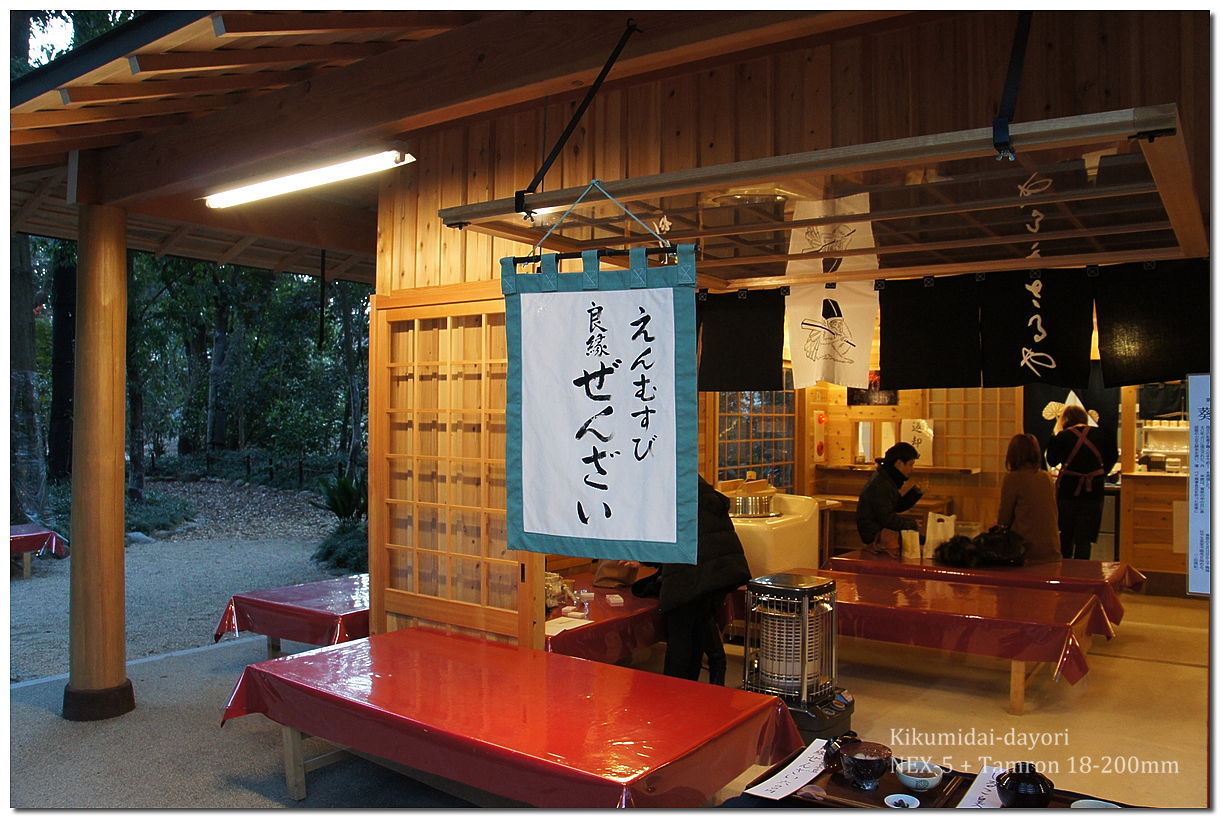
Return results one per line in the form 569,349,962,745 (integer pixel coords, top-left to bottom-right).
652,477,752,683
855,442,923,550
1046,405,1117,559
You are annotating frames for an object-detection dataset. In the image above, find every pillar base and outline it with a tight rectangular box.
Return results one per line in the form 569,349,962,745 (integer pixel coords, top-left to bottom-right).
62,678,135,721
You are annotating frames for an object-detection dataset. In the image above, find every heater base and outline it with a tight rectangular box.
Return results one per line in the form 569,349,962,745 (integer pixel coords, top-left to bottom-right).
787,688,854,742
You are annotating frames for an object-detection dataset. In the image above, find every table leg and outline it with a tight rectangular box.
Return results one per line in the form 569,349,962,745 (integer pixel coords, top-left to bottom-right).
267,637,282,660
21,553,32,579
1009,660,1047,716
282,725,307,800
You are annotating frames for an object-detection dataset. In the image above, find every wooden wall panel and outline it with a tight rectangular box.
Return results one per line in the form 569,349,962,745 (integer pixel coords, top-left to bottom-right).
371,10,1208,626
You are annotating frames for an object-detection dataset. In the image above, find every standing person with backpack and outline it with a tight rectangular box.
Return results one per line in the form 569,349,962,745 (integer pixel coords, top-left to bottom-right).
1046,405,1117,559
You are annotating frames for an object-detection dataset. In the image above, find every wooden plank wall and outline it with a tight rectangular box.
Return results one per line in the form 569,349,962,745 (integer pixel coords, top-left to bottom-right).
370,11,1209,610
378,10,1209,291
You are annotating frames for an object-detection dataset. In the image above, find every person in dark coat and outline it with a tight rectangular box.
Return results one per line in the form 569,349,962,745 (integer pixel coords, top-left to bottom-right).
855,442,923,550
651,476,752,684
1046,405,1117,559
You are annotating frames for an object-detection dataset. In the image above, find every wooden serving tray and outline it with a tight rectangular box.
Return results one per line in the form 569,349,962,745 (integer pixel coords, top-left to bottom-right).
785,767,969,809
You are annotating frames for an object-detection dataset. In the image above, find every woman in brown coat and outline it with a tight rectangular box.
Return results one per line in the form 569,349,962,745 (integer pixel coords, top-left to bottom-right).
997,434,1061,564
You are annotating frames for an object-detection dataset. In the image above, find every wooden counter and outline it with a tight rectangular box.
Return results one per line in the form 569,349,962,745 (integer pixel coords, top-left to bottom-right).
1119,472,1188,574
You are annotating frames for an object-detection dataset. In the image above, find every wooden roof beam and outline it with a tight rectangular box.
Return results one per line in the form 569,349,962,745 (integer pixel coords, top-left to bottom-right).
213,12,481,37
96,10,908,206
216,235,258,266
59,71,308,104
10,171,65,234
13,97,227,129
128,43,395,75
127,194,377,257
12,114,190,146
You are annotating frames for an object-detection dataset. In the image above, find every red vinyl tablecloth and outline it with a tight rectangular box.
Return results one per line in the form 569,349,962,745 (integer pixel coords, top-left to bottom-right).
545,572,663,664
10,524,69,557
213,574,369,646
223,627,802,808
797,568,1112,684
828,550,1145,624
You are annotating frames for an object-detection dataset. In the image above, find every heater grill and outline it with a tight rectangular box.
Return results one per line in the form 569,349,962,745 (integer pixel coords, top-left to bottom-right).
743,572,837,709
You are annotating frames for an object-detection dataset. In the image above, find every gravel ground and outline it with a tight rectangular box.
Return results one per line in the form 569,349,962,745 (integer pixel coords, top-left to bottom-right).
9,478,348,683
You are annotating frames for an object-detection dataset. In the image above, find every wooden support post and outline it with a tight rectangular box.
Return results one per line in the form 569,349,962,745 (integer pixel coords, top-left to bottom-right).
62,177,135,721
1009,660,1047,716
21,553,32,580
267,636,283,660
282,725,308,801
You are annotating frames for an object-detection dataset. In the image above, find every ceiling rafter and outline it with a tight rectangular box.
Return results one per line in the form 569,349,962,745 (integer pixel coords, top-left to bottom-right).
273,246,308,274
212,11,481,37
10,171,66,234
59,70,309,104
128,43,395,75
13,97,229,129
217,235,258,266
155,223,193,257
12,113,190,146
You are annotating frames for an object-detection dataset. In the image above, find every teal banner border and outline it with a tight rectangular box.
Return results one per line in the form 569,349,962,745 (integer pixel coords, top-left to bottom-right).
502,245,698,563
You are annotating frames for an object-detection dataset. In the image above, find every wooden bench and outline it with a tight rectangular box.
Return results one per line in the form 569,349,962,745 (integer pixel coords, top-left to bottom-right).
774,568,1114,715
213,574,370,659
222,627,803,807
828,549,1146,624
10,524,69,579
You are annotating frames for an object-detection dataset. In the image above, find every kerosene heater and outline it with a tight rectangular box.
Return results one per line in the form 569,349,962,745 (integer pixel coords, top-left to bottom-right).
742,571,853,741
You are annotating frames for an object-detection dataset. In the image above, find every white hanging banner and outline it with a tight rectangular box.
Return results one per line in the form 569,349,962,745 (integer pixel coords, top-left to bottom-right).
502,246,698,563
785,281,877,389
785,192,877,276
784,193,879,389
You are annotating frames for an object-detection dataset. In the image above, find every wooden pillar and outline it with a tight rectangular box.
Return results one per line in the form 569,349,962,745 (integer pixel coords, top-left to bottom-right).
62,200,135,721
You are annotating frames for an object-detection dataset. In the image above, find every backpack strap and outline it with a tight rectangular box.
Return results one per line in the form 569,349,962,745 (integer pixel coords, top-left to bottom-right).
1055,426,1105,496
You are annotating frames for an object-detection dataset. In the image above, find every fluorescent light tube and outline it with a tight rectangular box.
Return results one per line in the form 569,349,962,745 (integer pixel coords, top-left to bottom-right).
205,149,415,208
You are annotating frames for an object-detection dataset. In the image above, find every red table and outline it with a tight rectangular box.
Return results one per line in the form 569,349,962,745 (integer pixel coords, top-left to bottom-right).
223,627,803,807
545,572,663,664
10,524,69,578
827,549,1145,624
214,574,370,658
781,568,1114,714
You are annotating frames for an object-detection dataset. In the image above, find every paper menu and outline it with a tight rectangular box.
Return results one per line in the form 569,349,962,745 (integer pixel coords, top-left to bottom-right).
744,738,828,799
956,766,1003,808
543,616,595,636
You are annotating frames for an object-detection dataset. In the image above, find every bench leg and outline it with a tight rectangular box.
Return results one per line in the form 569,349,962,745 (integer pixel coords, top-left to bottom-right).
22,553,32,579
282,725,307,800
267,636,283,660
1009,660,1047,715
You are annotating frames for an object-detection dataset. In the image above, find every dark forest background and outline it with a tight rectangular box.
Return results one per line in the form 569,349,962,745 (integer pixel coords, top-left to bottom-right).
11,12,370,544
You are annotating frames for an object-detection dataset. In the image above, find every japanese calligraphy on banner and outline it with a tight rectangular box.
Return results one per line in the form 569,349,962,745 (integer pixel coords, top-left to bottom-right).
785,281,877,389
1187,373,1210,597
501,245,698,563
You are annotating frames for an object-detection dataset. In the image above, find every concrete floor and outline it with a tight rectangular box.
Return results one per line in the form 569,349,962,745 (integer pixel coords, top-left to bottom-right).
10,591,1209,808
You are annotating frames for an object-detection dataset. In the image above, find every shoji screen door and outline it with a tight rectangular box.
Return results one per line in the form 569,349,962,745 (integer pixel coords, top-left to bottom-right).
369,285,543,647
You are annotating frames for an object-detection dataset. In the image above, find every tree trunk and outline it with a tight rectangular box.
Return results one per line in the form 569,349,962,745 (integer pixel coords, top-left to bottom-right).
48,258,77,481
125,253,144,501
206,299,231,450
178,326,209,455
10,234,48,521
337,282,366,476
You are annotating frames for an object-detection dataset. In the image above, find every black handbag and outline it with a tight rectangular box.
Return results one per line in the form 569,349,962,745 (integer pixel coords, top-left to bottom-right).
972,525,1027,566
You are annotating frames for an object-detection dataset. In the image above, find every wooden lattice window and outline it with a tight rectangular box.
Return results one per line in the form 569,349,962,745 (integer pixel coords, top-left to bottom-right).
370,291,540,645
924,387,1020,488
715,368,797,492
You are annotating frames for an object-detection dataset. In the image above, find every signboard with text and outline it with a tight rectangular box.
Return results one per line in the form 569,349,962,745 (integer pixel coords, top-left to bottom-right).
502,246,698,563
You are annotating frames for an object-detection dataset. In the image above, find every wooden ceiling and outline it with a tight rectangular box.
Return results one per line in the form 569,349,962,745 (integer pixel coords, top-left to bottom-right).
10,11,498,282
8,10,913,283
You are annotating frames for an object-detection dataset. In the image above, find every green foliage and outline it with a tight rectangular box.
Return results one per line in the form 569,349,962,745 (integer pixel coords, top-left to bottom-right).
43,482,195,539
311,522,369,573
311,473,368,524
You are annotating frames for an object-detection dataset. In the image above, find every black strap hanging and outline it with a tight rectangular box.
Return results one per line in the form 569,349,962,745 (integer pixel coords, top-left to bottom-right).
993,11,1033,161
514,19,641,217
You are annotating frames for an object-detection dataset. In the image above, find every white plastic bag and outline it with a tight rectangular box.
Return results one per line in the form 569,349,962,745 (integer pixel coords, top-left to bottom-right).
924,513,957,558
